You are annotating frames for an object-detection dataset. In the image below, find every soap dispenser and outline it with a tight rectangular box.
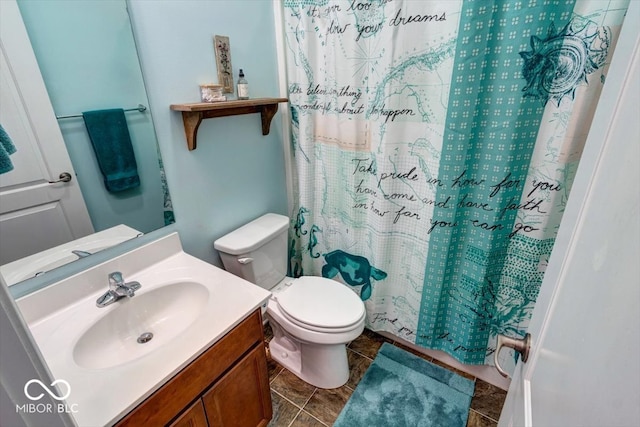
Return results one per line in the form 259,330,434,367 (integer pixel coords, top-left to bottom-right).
237,69,249,100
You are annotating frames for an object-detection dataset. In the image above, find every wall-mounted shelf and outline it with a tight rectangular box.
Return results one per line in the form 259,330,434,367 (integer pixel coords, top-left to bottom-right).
170,97,288,150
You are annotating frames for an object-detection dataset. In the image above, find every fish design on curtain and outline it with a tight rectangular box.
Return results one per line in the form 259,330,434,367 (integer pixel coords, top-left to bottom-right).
284,0,629,371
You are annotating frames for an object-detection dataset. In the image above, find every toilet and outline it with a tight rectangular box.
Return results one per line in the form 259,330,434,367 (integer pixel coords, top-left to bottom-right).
214,213,365,389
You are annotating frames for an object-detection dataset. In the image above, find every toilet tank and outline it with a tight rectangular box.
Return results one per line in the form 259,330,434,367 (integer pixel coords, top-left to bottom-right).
214,213,290,290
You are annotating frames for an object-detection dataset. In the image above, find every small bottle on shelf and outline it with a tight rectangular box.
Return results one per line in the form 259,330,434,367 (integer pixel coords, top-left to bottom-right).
237,69,249,100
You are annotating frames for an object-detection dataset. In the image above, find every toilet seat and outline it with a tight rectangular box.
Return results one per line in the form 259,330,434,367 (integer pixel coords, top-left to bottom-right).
273,277,365,333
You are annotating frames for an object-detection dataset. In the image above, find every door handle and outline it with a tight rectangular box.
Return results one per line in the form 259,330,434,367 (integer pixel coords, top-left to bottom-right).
48,172,72,183
494,333,531,378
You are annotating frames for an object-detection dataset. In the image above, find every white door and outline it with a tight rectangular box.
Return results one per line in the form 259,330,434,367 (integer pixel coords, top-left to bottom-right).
0,0,93,265
498,4,640,426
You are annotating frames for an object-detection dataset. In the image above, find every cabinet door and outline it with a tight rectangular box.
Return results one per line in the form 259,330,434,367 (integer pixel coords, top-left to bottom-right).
169,400,208,427
116,311,264,427
202,345,272,427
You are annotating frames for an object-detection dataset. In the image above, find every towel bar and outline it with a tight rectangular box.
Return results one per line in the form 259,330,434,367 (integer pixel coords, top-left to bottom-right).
56,104,147,120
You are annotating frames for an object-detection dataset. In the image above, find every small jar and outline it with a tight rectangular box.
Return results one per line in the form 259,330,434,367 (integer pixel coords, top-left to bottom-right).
199,84,224,102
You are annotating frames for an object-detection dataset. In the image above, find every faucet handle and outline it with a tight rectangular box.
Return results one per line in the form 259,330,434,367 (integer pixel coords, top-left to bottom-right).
108,271,124,288
97,272,140,306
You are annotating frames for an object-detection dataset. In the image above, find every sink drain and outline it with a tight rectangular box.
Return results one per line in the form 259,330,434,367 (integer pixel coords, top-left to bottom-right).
137,332,154,344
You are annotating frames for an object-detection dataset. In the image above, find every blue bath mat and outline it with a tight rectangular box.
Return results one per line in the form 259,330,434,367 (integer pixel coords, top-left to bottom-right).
334,343,475,427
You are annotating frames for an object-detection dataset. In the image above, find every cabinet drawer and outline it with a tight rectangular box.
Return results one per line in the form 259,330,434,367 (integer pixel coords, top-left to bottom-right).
116,310,264,427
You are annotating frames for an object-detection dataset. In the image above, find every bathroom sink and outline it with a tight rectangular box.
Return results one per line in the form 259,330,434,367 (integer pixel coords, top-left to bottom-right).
73,281,209,369
16,232,271,427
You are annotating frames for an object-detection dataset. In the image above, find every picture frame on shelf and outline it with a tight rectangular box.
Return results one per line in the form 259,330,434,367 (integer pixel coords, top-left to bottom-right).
213,35,234,94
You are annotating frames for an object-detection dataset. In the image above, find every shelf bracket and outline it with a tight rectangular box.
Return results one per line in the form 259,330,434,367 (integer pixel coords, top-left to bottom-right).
181,112,204,151
260,103,279,136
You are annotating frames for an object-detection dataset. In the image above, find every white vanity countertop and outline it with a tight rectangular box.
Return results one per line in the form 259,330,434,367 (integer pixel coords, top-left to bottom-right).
2,224,142,286
16,232,271,427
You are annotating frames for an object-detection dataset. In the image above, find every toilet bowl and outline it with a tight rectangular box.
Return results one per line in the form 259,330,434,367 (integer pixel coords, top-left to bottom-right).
266,276,365,388
214,213,366,389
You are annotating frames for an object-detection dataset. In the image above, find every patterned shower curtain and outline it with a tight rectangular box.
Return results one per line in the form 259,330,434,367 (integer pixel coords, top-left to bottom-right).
283,0,629,371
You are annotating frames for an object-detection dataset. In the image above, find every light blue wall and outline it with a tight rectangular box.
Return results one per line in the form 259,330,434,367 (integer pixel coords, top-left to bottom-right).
127,1,288,265
17,0,166,234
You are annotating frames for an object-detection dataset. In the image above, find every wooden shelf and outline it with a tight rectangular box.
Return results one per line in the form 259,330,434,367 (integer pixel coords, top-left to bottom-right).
170,97,288,150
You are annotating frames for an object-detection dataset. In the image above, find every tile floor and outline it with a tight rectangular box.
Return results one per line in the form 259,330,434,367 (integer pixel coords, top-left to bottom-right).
264,326,507,427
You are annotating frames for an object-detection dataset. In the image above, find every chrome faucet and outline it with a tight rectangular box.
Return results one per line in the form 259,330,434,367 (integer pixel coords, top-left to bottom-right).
96,271,141,307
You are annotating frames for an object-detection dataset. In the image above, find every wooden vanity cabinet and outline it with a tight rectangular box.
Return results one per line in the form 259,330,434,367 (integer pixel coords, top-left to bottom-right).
116,310,272,427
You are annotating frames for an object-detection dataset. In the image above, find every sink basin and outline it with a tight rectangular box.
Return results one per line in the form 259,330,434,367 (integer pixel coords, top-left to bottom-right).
16,232,272,427
73,281,209,369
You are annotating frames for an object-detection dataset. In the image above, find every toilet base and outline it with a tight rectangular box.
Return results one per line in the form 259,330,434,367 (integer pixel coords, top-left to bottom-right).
268,322,350,389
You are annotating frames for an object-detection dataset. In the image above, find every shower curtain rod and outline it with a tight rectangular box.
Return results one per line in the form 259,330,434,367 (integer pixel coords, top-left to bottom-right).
55,104,147,120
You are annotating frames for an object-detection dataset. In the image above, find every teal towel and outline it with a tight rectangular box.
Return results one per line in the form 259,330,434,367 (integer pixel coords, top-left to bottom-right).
0,124,17,175
82,109,140,192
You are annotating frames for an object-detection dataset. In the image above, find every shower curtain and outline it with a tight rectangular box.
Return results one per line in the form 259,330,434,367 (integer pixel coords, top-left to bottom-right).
283,0,629,371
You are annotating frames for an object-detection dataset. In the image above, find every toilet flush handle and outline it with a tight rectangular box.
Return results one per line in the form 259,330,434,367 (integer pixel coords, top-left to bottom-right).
237,257,253,264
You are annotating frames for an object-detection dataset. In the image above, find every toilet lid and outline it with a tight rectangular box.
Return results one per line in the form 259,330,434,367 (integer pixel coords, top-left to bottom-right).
275,277,365,329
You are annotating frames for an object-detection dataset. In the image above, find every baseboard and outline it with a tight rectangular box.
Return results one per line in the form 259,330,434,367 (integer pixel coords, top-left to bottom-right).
377,331,510,391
